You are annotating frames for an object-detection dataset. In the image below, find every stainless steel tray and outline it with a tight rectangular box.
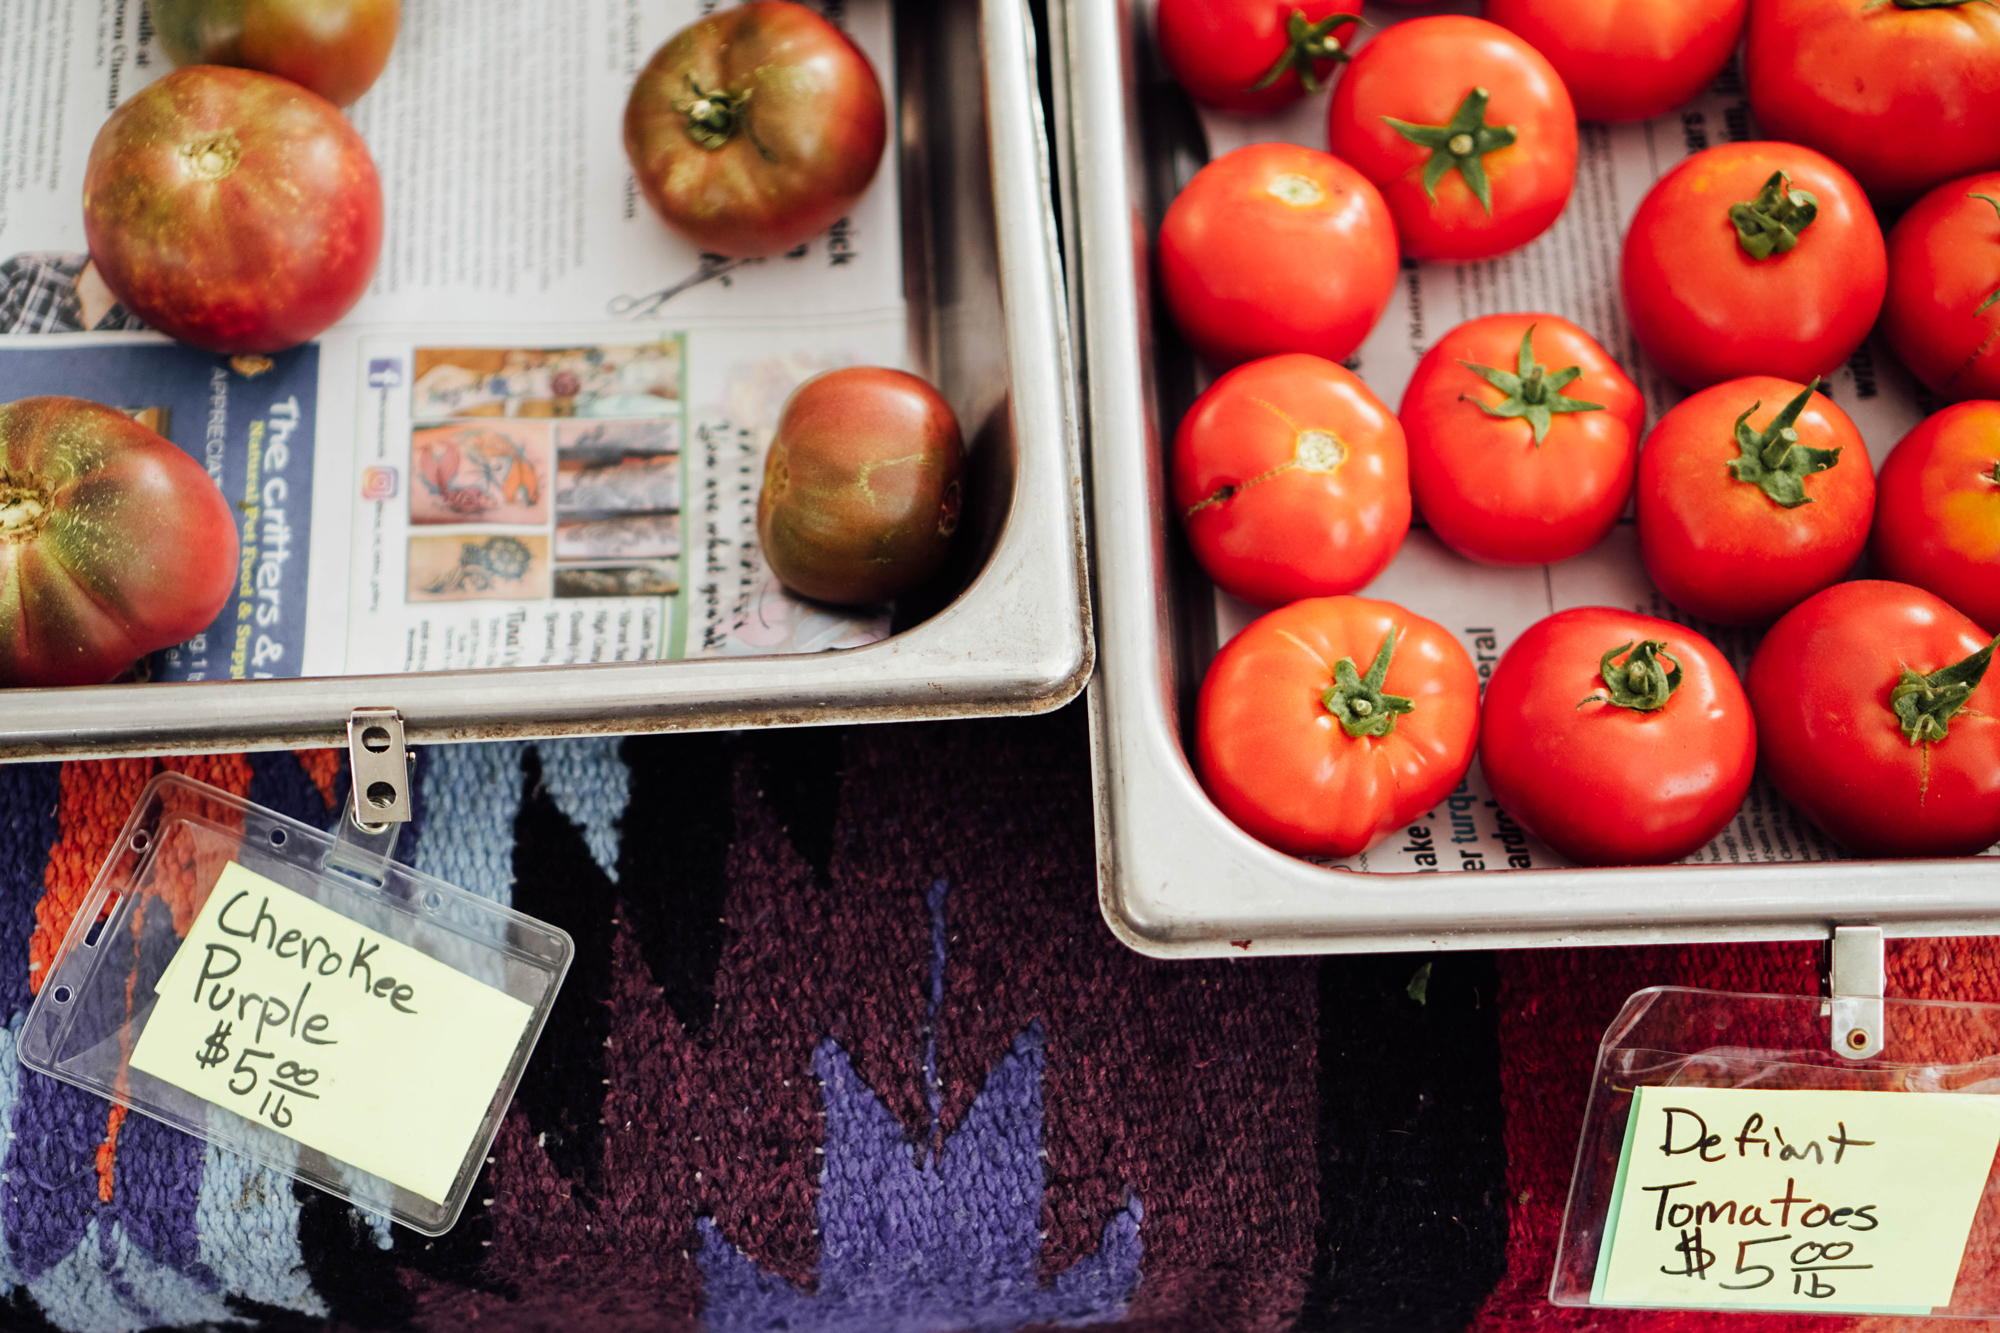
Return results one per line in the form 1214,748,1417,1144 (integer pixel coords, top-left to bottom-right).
1054,0,2000,957
1,0,1088,761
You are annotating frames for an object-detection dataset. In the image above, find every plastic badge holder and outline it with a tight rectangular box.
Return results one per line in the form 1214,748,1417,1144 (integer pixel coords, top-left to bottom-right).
20,772,573,1236
1553,986,2000,1319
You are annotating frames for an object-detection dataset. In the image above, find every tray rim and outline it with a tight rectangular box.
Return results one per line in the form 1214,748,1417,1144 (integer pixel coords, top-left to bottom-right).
1056,0,2000,959
0,0,1092,762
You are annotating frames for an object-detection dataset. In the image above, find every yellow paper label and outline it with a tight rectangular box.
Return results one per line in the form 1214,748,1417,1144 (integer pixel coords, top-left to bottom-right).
1596,1085,2000,1314
131,862,533,1205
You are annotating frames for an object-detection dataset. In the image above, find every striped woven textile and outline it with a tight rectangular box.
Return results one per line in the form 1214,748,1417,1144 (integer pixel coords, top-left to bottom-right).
0,705,1987,1331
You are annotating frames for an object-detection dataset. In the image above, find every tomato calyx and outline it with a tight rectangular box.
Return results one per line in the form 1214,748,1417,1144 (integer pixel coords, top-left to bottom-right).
1890,636,2000,744
1383,88,1518,216
1578,639,1683,712
0,480,50,541
1729,171,1819,261
1725,379,1841,509
1456,325,1606,446
1320,629,1416,739
674,76,775,160
1251,10,1360,96
1973,194,2000,315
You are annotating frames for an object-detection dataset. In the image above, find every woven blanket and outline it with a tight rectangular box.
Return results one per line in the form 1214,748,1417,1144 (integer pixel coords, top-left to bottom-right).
0,705,1987,1332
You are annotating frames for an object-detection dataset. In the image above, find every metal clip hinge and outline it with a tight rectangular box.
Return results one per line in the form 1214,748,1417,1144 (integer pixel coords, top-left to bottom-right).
346,708,414,831
1823,925,1886,1061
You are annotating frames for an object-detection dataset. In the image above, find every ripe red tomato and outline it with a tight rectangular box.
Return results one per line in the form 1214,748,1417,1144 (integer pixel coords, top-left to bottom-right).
624,1,886,259
1157,143,1398,369
1746,0,2000,207
1400,314,1644,566
1484,0,1747,123
1882,173,2000,404
1870,402,2000,634
1748,581,2000,858
1480,609,1754,865
757,368,963,606
1637,376,1874,626
152,0,401,107
1155,0,1363,114
1173,354,1409,606
1325,16,1576,263
82,66,382,355
1196,596,1480,858
0,397,238,688
1621,143,1885,391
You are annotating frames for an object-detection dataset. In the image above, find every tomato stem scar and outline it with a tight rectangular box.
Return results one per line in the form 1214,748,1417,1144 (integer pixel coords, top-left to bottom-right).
0,483,50,540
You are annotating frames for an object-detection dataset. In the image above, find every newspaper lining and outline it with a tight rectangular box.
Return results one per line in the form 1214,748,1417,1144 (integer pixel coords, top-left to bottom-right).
0,0,907,679
1192,1,1956,872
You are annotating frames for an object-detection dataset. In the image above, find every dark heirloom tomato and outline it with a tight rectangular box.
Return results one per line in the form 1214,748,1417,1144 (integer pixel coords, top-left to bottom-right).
1746,0,2000,207
0,398,237,688
152,0,401,107
1749,581,2000,858
1156,143,1398,369
1621,142,1884,391
1883,173,2000,404
1871,402,2000,634
1325,15,1576,263
757,367,962,606
1195,596,1480,859
1155,0,1363,114
1637,377,1874,626
624,1,886,260
1481,609,1754,866
1172,353,1409,607
1485,0,1747,124
1400,314,1644,566
83,66,383,355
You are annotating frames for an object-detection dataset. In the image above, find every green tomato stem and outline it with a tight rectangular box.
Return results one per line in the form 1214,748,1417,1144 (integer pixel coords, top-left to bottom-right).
1729,171,1819,261
1456,324,1606,447
1891,635,2000,744
1576,640,1682,712
1972,194,2000,316
1725,378,1841,509
1250,10,1360,96
1321,629,1417,739
1382,88,1517,216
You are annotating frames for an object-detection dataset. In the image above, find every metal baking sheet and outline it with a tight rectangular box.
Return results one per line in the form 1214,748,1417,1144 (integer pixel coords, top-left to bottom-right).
1054,0,2000,956
0,0,1089,760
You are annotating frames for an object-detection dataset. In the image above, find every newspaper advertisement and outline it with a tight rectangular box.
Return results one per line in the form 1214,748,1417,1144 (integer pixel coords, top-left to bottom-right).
0,0,907,680
1192,1,1946,873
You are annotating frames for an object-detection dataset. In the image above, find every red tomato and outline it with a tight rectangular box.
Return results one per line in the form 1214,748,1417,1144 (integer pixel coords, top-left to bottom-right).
1637,376,1874,626
1748,581,2000,857
1173,354,1409,606
1155,0,1363,114
152,0,400,107
1485,0,1747,123
1480,609,1755,865
757,368,963,606
1871,402,2000,634
0,397,238,688
1157,143,1398,369
82,66,382,355
1746,0,2000,207
1621,143,1885,391
1325,16,1576,263
1400,314,1644,566
625,1,886,259
1196,596,1480,858
1883,173,2000,404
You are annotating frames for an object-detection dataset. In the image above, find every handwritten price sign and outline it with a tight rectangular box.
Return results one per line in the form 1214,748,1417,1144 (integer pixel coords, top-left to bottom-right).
1595,1086,2000,1314
131,862,532,1205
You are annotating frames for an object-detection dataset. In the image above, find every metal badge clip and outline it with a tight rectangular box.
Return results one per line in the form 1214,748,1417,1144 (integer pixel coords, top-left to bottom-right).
1824,925,1886,1060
